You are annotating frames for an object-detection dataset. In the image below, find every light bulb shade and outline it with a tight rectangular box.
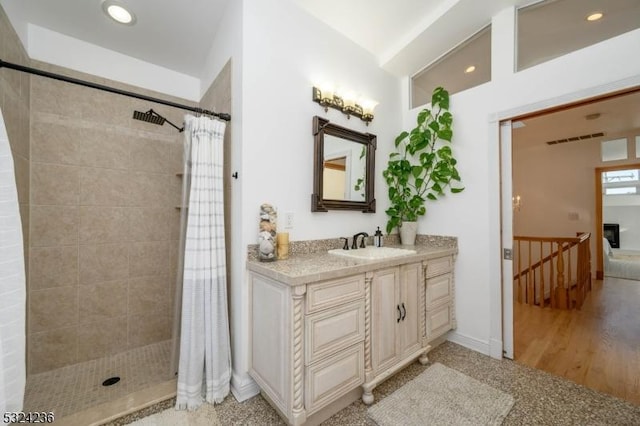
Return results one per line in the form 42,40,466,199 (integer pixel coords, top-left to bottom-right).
319,82,335,101
360,99,378,115
102,0,137,25
343,92,357,108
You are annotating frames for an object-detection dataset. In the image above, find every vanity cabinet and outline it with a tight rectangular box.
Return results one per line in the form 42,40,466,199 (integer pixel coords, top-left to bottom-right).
248,248,456,425
425,255,456,340
249,273,366,426
363,262,427,404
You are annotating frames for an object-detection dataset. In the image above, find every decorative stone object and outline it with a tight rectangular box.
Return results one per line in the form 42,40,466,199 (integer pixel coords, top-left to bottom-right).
258,203,278,261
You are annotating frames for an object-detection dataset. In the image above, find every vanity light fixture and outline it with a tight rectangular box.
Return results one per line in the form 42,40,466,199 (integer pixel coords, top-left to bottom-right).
102,0,137,25
586,12,603,22
312,86,377,125
512,195,522,211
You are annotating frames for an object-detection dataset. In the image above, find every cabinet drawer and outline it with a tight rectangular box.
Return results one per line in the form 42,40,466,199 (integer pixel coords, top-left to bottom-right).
306,275,365,314
426,273,452,307
305,300,365,364
427,303,452,340
305,343,364,415
425,256,453,278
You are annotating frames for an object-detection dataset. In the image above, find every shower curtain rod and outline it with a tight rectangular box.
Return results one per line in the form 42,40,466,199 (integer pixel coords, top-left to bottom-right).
0,58,231,121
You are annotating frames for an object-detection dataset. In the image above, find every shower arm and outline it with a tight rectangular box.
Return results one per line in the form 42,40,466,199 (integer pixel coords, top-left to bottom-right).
0,58,231,121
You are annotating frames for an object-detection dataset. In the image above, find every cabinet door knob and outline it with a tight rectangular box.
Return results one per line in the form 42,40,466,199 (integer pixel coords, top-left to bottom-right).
401,303,406,321
397,305,401,323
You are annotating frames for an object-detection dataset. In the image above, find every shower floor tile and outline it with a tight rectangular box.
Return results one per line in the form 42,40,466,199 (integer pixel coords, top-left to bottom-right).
23,340,172,419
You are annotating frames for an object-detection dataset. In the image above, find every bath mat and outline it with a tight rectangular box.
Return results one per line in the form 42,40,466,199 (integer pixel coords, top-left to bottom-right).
368,362,514,426
129,403,221,426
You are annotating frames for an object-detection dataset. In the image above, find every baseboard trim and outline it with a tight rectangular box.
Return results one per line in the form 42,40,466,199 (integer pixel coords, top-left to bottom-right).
446,331,490,356
230,372,260,402
489,338,504,359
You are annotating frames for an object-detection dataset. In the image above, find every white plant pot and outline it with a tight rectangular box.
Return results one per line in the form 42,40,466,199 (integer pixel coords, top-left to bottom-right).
399,221,418,245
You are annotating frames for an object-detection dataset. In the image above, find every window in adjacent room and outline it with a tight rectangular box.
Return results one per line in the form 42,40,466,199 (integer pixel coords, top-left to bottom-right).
517,0,640,71
601,138,628,162
411,25,491,109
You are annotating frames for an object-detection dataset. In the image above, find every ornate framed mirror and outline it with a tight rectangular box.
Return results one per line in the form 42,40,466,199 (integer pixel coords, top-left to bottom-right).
312,116,376,212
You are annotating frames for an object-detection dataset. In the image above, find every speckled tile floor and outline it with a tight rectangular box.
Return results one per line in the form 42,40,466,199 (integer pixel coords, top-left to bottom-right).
110,341,640,425
24,340,172,419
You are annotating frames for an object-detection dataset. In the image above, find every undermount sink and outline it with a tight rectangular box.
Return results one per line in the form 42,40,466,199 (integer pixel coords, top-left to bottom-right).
328,246,417,260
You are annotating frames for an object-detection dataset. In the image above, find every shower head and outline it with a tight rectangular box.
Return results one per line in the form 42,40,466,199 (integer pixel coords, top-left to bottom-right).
133,109,166,126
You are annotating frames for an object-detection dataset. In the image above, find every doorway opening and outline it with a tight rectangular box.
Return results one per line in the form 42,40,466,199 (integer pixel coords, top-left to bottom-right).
502,86,640,405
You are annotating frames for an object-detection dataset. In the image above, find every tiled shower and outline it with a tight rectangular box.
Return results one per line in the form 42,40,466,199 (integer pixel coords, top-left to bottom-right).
27,67,184,375
1,4,232,420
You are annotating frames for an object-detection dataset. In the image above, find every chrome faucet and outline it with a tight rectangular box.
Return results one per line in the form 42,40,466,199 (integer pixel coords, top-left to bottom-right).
352,232,369,249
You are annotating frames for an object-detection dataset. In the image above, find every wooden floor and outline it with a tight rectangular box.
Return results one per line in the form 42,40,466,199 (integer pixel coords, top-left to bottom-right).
514,276,640,405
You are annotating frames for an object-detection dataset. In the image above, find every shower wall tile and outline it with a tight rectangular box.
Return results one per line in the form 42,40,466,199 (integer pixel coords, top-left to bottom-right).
170,208,182,241
128,208,170,242
29,246,78,289
78,89,132,127
20,203,30,273
77,127,130,170
31,77,81,118
79,168,129,206
171,176,183,210
129,241,170,277
30,205,78,247
29,326,78,374
79,280,127,324
2,92,30,159
31,119,81,165
128,275,170,316
128,312,170,349
13,154,29,204
128,172,172,207
170,143,184,174
31,162,80,205
29,287,78,333
130,137,174,173
78,243,129,285
27,60,190,371
77,316,128,362
79,206,129,243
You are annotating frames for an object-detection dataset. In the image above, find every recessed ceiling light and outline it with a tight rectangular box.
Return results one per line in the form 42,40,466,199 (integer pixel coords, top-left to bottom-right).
586,12,603,22
585,113,601,120
102,0,136,25
464,65,476,74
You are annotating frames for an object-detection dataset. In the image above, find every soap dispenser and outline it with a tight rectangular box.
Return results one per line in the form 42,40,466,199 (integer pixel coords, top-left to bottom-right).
374,226,383,247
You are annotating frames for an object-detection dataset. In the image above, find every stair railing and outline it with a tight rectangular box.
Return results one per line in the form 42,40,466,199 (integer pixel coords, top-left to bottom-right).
513,233,591,310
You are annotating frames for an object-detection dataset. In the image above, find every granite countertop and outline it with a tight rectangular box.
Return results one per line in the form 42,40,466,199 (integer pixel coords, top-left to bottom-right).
246,243,457,286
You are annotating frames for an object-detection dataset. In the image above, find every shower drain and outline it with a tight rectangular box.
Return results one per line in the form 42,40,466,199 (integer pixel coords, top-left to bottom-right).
102,376,121,386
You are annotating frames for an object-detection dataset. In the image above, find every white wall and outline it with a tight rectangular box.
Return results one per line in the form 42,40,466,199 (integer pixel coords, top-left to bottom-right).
198,0,252,401
403,6,640,355
27,25,200,101
236,0,402,398
0,109,26,412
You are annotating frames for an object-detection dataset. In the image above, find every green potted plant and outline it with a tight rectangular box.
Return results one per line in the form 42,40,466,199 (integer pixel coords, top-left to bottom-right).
382,86,464,244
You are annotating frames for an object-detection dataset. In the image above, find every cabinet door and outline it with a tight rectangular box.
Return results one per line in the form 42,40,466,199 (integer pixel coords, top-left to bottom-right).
398,263,422,357
371,267,399,375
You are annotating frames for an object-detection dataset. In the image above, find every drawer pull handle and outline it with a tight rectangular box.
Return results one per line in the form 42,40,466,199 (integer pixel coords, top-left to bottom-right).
401,303,406,321
397,305,401,323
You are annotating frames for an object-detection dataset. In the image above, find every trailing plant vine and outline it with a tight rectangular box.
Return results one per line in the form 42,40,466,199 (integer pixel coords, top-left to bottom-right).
382,87,464,234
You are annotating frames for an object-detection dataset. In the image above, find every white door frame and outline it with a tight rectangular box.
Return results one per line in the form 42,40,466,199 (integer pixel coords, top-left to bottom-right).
500,120,514,359
489,74,640,361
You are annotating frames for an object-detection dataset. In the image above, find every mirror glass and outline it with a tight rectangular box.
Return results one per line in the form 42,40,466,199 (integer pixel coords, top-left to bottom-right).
323,135,367,201
312,116,376,212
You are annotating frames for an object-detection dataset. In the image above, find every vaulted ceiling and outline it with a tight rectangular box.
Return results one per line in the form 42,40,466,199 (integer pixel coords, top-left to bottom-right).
1,0,639,143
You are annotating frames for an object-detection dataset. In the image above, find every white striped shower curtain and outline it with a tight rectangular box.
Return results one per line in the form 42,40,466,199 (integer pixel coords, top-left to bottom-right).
176,115,231,410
